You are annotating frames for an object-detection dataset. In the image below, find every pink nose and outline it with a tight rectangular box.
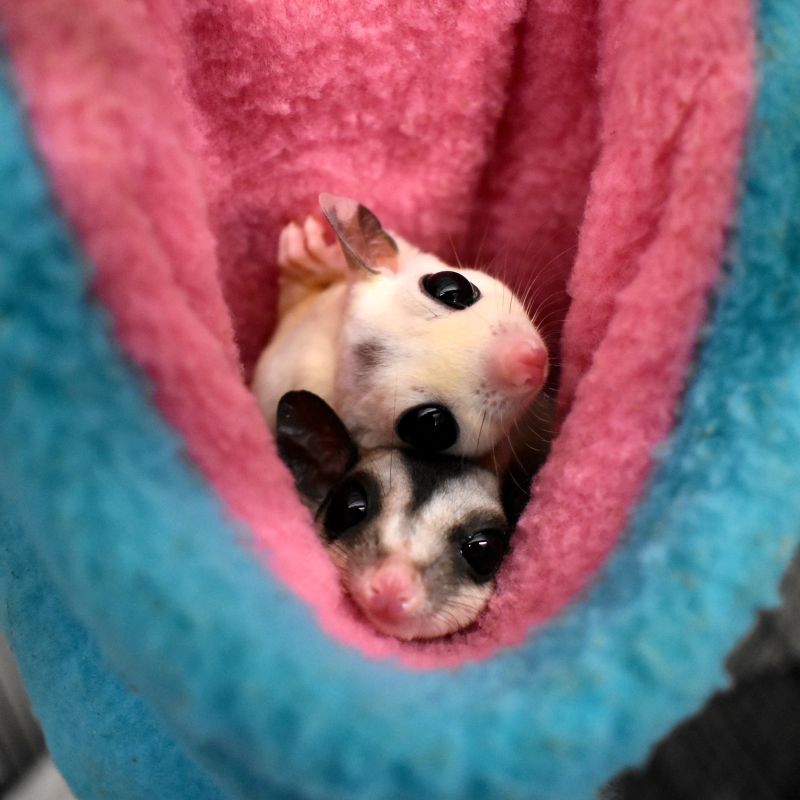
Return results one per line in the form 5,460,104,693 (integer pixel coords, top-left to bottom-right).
361,560,423,623
490,337,548,393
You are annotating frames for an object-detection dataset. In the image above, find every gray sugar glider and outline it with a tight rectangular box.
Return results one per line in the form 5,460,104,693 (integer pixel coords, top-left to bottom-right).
276,390,512,640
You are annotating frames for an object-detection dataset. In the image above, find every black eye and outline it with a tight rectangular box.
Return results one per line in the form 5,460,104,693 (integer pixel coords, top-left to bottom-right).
460,530,508,581
421,271,481,310
396,404,459,452
323,478,369,539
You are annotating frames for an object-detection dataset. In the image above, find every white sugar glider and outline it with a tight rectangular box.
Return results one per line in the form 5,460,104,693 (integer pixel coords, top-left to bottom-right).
252,194,550,461
276,390,513,640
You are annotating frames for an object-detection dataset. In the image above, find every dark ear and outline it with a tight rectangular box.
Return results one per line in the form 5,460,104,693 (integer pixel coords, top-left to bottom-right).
319,193,399,274
276,391,358,511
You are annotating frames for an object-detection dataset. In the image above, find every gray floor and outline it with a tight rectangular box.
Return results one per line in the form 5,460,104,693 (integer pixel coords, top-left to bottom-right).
728,549,800,679
6,758,73,800
608,550,800,799
0,638,42,793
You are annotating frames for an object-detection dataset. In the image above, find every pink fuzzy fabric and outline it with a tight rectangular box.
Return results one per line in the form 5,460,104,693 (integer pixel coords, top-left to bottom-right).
1,0,752,666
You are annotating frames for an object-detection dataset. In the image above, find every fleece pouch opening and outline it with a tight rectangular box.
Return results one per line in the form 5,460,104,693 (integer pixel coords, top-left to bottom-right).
1,0,751,669
6,2,800,799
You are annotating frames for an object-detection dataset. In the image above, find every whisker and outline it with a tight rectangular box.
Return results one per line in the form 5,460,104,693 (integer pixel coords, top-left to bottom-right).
448,232,465,270
490,428,501,479
530,288,570,324
475,408,488,457
390,376,398,492
472,219,492,269
533,304,570,330
502,411,527,473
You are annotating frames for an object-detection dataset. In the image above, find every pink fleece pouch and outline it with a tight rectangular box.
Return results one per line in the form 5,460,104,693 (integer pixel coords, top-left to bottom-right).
1,0,753,666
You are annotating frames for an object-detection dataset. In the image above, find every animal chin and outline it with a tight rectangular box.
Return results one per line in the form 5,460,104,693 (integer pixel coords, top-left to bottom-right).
459,400,521,458
363,611,429,641
362,609,471,641
353,590,488,641
346,567,448,640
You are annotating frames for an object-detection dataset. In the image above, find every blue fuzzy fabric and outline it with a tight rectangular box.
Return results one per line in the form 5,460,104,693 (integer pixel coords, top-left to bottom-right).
1,1,799,797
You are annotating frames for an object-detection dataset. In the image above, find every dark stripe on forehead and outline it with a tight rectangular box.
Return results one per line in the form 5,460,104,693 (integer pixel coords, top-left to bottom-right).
399,450,482,512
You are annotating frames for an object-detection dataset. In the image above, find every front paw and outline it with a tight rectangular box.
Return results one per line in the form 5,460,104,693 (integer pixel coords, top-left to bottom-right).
278,216,348,285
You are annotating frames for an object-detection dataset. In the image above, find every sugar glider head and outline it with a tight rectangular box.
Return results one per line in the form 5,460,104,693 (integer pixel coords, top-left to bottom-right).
276,390,512,640
320,193,549,460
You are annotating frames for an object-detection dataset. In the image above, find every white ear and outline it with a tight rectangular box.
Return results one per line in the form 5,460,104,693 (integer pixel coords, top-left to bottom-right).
319,193,399,275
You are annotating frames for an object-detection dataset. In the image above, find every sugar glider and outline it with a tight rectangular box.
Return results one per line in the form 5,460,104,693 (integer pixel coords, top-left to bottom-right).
252,194,549,461
276,390,512,640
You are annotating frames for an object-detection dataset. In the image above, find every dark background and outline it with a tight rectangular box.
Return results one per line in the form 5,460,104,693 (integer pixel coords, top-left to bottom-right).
606,552,800,800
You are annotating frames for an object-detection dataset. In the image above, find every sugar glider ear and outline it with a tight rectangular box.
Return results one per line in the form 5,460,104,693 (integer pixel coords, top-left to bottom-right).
276,391,359,511
319,193,399,275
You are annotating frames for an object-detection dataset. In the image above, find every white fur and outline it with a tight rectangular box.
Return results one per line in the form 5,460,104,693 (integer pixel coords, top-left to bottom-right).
253,219,546,460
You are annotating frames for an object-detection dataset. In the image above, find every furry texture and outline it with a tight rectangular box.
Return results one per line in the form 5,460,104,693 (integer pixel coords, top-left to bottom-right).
2,1,800,798
0,0,753,664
